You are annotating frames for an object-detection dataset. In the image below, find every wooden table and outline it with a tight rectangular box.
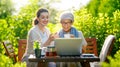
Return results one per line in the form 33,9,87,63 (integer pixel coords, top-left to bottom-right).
29,55,100,67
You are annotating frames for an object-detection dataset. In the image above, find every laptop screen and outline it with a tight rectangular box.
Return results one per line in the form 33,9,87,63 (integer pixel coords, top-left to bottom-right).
54,38,82,56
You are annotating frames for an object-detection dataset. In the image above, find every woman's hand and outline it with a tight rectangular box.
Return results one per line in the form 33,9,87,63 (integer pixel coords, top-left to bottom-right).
43,34,55,47
48,34,55,41
48,33,59,41
53,32,59,38
43,33,59,47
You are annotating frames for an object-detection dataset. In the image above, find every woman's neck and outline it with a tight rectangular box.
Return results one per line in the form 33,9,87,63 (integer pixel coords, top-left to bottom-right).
64,31,70,34
38,24,45,33
64,29,71,33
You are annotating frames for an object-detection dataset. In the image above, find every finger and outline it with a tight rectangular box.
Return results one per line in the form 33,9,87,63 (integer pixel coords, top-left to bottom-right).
49,34,53,37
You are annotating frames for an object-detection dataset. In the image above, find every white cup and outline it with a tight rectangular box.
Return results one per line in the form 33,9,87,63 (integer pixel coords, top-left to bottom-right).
64,34,71,38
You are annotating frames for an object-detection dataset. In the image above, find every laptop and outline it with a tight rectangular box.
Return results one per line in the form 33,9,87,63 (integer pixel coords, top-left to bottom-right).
54,38,82,57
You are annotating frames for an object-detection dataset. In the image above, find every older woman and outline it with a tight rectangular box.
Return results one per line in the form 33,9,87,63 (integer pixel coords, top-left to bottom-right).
58,12,87,67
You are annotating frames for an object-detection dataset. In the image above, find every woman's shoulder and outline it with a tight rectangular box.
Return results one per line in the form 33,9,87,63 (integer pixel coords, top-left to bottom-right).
28,25,38,34
78,31,85,37
30,25,39,31
78,31,83,34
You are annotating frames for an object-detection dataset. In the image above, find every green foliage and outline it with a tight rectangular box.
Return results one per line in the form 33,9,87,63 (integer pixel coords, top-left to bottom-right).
86,0,100,16
34,41,40,49
99,0,120,17
47,23,61,33
0,54,13,67
0,0,120,66
0,0,15,18
0,54,26,67
12,62,26,67
102,49,120,67
74,8,120,55
87,0,120,17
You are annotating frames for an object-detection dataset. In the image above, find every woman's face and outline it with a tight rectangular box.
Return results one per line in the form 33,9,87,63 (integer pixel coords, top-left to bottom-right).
61,19,72,33
38,12,49,26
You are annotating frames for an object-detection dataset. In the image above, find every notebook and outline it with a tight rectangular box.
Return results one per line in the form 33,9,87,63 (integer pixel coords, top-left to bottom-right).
54,38,82,56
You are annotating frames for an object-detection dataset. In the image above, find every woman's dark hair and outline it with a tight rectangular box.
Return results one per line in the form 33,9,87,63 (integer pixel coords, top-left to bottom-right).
33,8,49,25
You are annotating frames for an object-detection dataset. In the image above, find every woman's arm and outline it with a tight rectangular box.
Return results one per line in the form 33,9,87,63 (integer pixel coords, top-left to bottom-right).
42,34,55,47
78,31,87,45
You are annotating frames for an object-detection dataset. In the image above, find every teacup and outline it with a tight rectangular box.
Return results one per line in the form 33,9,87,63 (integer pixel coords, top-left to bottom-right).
64,34,74,38
64,34,71,38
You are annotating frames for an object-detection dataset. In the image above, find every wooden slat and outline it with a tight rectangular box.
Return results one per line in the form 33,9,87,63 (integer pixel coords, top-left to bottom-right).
83,38,98,56
18,39,27,61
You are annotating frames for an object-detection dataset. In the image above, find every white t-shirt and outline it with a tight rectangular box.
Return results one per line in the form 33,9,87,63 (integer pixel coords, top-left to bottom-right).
25,25,50,56
78,31,87,53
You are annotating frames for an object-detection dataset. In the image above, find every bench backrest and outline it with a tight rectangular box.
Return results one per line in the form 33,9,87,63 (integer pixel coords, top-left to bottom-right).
18,39,27,61
83,38,98,56
2,40,17,63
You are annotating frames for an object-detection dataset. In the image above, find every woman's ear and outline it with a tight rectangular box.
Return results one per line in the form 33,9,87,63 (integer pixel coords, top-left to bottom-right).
36,17,39,21
71,21,73,24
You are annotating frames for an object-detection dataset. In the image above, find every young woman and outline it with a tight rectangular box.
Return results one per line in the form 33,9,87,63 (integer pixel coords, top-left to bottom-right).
22,8,55,67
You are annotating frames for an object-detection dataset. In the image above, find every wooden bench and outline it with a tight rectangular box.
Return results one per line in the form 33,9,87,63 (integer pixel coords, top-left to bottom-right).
83,38,98,56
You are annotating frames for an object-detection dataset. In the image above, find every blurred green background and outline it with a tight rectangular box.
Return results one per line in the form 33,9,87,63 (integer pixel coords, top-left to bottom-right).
0,0,120,66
